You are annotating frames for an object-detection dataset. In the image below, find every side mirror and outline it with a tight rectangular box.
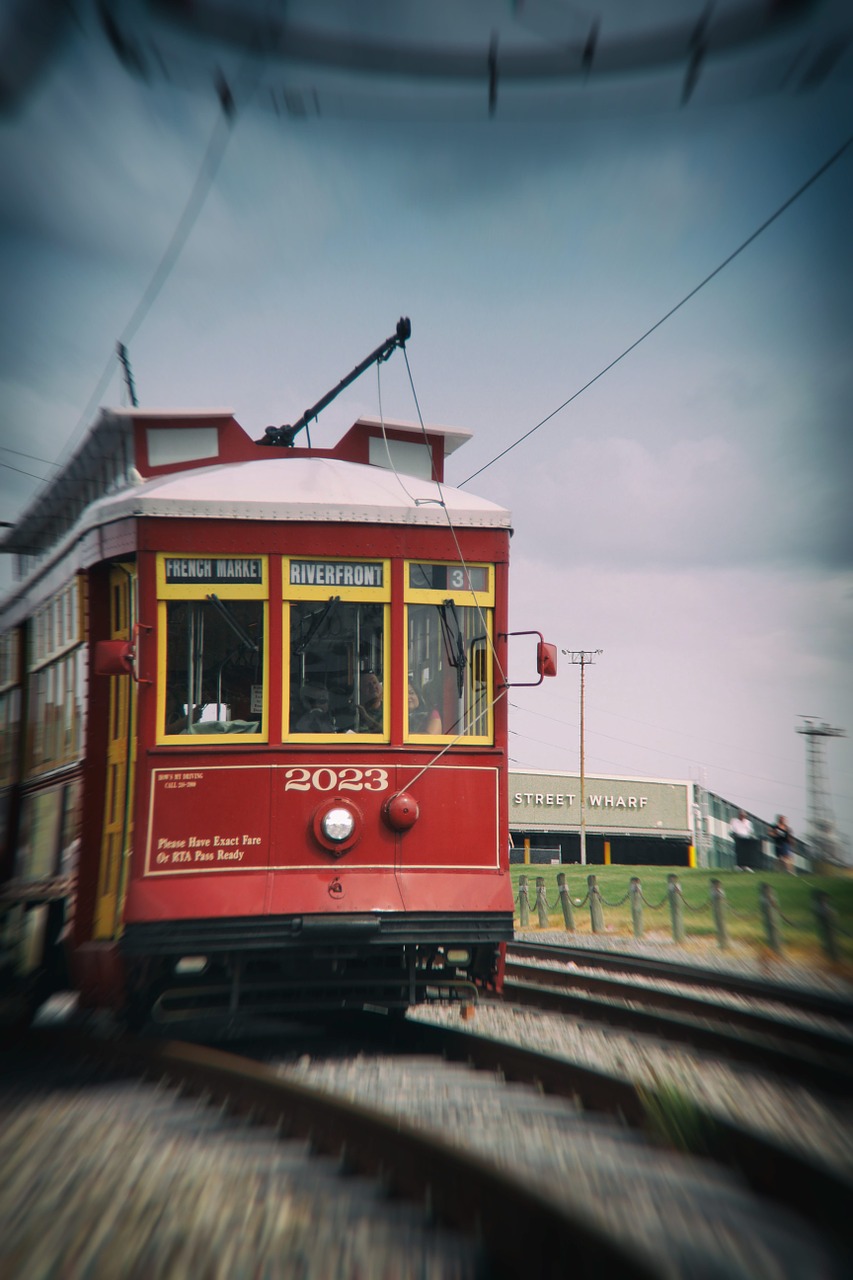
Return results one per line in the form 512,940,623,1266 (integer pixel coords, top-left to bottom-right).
94,639,134,676
500,631,558,687
537,641,558,678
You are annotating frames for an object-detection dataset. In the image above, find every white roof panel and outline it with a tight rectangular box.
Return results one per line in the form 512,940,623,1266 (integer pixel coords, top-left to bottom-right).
94,455,511,529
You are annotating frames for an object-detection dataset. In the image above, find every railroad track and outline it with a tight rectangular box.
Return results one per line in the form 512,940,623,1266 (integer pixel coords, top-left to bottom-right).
18,1024,660,1280
503,943,853,1097
9,1012,851,1279
509,941,853,1023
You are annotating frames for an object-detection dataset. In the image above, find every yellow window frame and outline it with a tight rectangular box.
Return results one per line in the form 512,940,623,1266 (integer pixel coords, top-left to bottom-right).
404,560,495,744
283,556,390,741
155,553,269,745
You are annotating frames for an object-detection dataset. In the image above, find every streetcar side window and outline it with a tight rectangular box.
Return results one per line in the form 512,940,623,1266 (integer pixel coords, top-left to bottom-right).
24,579,86,776
405,562,494,743
156,556,268,744
283,558,390,740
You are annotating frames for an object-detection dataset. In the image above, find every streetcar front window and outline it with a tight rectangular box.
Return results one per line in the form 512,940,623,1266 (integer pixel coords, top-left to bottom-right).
163,599,265,737
288,600,385,736
407,602,491,740
406,562,494,743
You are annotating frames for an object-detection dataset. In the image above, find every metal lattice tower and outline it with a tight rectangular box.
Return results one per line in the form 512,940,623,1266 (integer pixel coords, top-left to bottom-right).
796,718,846,864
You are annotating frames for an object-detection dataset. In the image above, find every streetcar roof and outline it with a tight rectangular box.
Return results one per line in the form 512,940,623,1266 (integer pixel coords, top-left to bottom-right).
93,454,511,528
2,409,509,598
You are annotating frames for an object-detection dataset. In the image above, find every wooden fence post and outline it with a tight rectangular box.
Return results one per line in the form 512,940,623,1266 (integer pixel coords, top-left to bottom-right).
759,883,783,953
629,877,644,939
518,875,529,928
667,874,685,943
812,890,839,962
535,876,549,928
588,874,604,934
710,878,729,950
557,873,575,932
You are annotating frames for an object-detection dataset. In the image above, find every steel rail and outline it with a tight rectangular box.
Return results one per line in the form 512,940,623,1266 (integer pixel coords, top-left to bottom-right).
377,1014,853,1259
509,941,853,1024
504,959,853,1058
25,1026,661,1280
497,978,853,1098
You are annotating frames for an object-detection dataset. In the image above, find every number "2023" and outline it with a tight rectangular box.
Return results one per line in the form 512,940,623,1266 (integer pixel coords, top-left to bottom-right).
284,767,389,792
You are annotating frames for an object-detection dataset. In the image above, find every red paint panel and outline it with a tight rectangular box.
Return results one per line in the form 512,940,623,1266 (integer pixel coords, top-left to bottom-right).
394,871,513,915
124,874,269,923
133,757,505,924
395,765,500,869
269,760,397,870
265,869,406,915
144,766,271,875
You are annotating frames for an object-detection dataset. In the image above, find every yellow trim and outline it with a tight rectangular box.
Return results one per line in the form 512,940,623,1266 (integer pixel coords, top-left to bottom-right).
94,565,136,940
156,553,268,599
155,599,270,745
403,560,494,606
283,556,391,602
283,600,391,740
404,612,494,744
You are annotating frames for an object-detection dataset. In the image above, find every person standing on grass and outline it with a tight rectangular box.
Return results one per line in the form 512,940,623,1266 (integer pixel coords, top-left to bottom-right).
730,810,754,841
730,809,757,869
770,815,794,874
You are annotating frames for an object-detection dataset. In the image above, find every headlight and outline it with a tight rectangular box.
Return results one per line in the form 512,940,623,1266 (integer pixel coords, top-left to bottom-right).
321,805,356,843
313,798,362,855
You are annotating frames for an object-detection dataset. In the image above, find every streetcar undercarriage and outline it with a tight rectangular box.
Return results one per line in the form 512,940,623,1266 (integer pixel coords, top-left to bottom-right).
122,913,511,1021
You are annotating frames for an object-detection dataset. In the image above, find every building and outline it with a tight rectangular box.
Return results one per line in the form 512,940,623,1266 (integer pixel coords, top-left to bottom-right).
509,770,810,871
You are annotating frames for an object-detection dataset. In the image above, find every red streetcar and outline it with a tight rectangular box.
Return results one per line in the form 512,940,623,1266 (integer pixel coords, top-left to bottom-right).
1,322,555,1025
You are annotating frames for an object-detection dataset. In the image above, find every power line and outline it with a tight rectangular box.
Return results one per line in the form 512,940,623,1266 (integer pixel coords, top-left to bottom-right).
0,447,60,468
511,697,806,772
0,460,53,483
460,133,852,486
506,717,847,802
57,88,238,468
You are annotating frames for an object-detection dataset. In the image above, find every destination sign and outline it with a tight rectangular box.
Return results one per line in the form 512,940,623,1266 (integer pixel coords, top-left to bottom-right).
164,558,263,584
289,560,384,588
409,562,488,592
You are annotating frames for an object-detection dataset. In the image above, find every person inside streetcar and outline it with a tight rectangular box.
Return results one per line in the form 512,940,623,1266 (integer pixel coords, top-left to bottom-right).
408,679,442,734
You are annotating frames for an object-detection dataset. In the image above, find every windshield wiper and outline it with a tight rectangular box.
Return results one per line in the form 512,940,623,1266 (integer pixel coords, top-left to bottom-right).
295,596,340,654
205,594,259,652
438,600,466,697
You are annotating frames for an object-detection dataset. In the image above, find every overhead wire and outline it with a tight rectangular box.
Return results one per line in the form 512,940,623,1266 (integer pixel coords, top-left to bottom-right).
511,697,809,773
460,133,853,487
401,348,508,686
56,70,249,469
0,461,54,483
371,349,512,791
0,446,61,486
467,134,853,827
507,721,820,797
0,447,60,468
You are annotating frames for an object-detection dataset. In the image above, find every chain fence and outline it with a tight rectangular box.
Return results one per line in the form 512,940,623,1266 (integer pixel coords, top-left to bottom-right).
513,871,851,962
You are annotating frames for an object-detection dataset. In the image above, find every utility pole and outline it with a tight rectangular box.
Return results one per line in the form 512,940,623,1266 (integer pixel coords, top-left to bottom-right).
561,649,602,865
117,342,138,407
796,717,846,865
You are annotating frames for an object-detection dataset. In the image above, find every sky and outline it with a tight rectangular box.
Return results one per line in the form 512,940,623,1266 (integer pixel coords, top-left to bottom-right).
1,1,851,853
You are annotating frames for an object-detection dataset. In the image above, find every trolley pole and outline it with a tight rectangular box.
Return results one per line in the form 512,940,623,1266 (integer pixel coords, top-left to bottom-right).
561,649,602,866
